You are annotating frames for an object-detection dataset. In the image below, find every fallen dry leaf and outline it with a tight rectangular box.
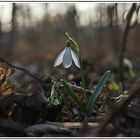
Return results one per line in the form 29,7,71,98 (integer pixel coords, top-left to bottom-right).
0,63,15,96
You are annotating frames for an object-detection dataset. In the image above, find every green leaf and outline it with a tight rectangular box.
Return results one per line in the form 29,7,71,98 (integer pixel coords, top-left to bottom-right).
66,32,80,51
50,84,55,97
88,70,110,115
61,79,88,115
50,83,60,105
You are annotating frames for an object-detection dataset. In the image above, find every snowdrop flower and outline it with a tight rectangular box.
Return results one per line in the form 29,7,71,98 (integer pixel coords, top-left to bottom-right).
54,42,80,68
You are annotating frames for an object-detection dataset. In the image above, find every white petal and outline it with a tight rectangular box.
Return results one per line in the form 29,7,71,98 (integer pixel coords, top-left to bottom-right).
54,49,65,67
71,50,80,68
63,47,72,68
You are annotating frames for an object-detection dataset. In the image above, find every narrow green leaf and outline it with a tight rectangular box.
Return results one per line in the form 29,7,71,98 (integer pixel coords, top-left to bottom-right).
61,79,88,115
61,79,83,107
50,83,60,105
66,32,80,51
88,70,110,115
50,84,55,97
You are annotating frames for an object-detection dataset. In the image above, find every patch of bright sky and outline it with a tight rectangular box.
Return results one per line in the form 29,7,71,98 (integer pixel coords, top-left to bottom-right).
46,2,97,26
0,2,98,29
0,3,12,31
0,3,135,31
75,2,97,26
47,3,68,16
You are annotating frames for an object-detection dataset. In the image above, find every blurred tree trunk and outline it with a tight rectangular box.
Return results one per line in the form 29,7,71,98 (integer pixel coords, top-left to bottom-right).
107,4,120,55
65,5,78,36
94,4,104,60
0,20,1,33
118,3,137,89
0,7,3,52
0,21,2,56
0,6,3,33
11,3,17,50
8,3,17,60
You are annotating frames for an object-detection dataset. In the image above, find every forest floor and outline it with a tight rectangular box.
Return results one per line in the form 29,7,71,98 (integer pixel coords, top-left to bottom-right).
0,57,140,137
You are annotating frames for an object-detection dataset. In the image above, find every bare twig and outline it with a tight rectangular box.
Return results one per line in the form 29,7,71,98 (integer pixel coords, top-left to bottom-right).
67,83,93,96
118,3,137,89
0,56,94,96
95,80,140,136
0,57,43,82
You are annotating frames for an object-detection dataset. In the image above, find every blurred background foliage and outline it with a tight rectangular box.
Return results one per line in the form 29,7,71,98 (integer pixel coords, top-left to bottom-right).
0,3,140,74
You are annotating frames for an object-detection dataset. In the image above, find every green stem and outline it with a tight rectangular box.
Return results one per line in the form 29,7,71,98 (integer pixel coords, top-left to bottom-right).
66,32,87,104
78,52,87,100
77,52,89,109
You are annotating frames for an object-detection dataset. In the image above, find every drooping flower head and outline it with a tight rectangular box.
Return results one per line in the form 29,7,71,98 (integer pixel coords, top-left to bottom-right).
54,41,80,68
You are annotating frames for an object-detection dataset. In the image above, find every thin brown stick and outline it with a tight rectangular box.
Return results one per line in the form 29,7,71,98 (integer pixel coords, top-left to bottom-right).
0,57,43,82
118,3,137,89
67,83,93,95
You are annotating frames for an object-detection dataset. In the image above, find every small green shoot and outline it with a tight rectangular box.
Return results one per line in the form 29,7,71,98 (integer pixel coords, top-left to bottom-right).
50,81,60,105
88,71,110,115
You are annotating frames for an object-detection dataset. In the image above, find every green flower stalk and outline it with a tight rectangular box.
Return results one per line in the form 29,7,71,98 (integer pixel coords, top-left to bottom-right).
53,33,110,116
66,33,87,100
